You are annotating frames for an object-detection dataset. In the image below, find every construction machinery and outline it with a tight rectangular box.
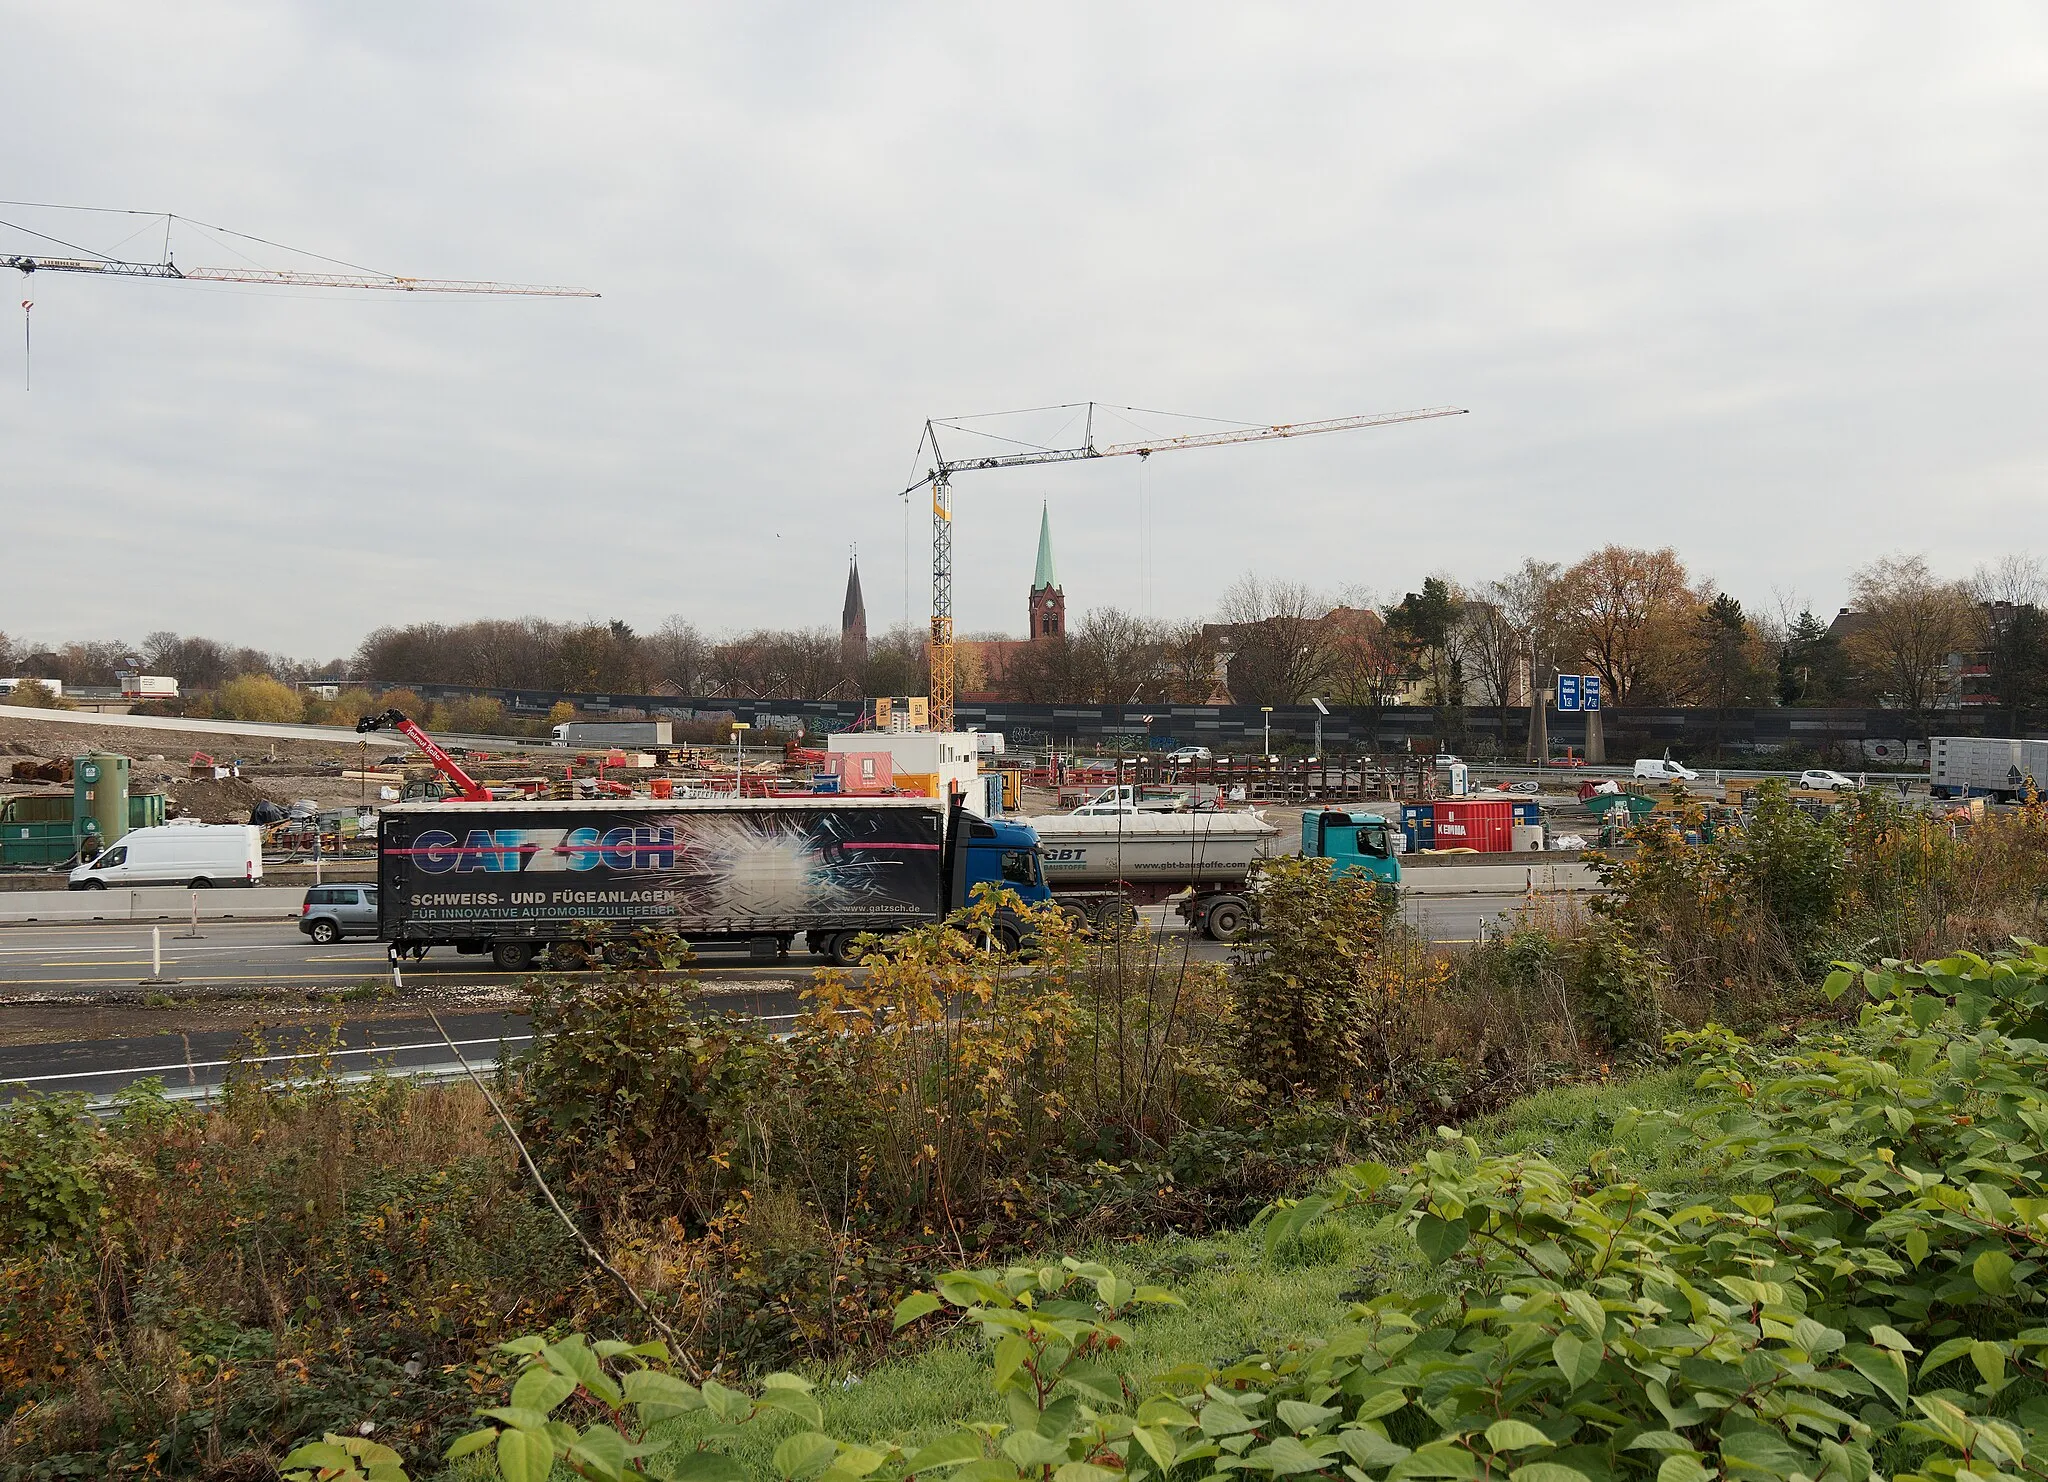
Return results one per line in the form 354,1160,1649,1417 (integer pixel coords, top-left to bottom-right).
355,710,494,803
899,403,1468,731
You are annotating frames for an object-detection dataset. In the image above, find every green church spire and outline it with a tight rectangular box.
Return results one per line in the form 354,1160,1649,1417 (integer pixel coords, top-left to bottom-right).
1032,502,1060,591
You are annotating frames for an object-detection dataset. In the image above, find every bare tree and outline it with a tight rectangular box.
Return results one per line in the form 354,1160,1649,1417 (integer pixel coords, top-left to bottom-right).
1070,607,1160,702
1845,553,1976,714
1155,620,1220,703
1215,574,1335,704
643,616,706,693
1970,554,2048,610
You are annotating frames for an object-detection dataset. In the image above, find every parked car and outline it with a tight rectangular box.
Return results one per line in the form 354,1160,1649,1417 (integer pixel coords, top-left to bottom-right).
1543,750,1586,768
1166,746,1212,763
1633,757,1700,783
300,884,380,943
1796,769,1857,792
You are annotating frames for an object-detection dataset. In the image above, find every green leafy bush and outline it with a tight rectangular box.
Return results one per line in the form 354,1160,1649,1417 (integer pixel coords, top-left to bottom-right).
0,1093,102,1247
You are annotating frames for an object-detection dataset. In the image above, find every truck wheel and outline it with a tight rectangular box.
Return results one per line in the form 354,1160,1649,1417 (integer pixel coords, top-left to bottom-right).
991,923,1023,955
189,877,214,889
826,932,866,967
1203,898,1248,942
492,940,535,972
1055,901,1090,934
309,919,340,945
82,879,107,891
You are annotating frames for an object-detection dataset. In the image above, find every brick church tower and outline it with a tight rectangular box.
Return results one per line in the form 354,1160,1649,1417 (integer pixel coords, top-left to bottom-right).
1028,503,1065,640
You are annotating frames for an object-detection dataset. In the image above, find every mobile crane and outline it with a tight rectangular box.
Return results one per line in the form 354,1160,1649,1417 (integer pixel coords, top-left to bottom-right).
355,709,494,803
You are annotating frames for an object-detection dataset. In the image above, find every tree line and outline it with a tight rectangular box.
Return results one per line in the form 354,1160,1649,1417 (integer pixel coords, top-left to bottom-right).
6,546,2044,720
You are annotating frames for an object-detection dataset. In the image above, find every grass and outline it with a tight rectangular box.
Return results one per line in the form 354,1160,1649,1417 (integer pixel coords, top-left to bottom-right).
447,1066,1715,1477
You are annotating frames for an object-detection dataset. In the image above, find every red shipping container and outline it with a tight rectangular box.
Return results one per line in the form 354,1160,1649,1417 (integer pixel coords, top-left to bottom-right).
1431,798,1514,852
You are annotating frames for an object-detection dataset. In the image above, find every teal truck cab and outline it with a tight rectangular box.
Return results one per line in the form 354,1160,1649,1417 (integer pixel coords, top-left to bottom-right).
1303,810,1403,884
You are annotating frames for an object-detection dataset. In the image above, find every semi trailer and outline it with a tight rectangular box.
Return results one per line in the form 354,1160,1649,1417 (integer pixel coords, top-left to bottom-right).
376,795,1050,969
550,721,675,748
1930,736,2048,800
1025,807,1402,942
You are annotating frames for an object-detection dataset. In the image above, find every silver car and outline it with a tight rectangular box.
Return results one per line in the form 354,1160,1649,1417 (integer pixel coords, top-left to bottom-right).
300,885,380,943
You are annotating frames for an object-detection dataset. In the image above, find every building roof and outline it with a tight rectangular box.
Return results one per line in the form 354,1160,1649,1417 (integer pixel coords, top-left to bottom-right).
1032,503,1060,591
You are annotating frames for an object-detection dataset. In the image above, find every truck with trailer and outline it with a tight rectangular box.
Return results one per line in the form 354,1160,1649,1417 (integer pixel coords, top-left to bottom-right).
1930,736,2048,801
1026,806,1402,942
550,720,674,749
375,795,1051,969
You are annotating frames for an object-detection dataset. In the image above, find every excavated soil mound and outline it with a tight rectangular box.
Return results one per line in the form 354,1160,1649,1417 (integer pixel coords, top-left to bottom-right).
169,776,288,824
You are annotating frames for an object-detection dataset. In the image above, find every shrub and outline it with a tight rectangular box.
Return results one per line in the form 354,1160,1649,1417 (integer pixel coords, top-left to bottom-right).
212,672,306,723
1231,855,1405,1103
3,677,70,708
0,1093,102,1248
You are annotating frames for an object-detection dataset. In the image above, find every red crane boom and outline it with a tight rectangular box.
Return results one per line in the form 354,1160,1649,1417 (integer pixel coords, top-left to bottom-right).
355,710,493,803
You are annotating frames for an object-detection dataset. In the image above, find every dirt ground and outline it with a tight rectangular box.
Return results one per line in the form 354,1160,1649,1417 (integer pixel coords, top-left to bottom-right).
0,712,410,821
0,980,529,1047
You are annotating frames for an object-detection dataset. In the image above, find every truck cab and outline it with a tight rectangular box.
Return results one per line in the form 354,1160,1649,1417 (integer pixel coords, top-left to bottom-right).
1303,810,1402,885
956,813,1054,909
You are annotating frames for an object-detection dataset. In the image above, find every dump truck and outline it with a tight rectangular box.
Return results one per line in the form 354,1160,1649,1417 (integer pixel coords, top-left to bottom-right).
376,795,1050,969
1025,807,1401,942
1930,737,2048,800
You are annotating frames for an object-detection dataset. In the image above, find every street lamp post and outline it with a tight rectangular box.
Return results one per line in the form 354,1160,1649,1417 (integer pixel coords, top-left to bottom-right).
1261,706,1273,758
731,722,750,798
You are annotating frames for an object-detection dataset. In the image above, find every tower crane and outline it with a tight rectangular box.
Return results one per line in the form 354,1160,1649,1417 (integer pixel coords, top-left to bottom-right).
1,206,598,297
899,403,1468,731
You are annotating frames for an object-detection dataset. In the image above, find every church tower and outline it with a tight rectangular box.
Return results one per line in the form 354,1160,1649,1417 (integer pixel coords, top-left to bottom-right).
1027,503,1065,640
841,549,868,674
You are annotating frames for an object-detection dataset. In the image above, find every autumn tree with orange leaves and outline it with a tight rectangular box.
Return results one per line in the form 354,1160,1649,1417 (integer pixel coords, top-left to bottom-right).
1550,545,1709,705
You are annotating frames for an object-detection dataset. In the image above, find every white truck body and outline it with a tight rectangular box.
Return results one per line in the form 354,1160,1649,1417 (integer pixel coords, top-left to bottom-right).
1027,810,1279,888
551,721,674,748
0,677,62,697
69,823,263,889
118,674,179,698
1025,809,1280,941
1930,736,2048,799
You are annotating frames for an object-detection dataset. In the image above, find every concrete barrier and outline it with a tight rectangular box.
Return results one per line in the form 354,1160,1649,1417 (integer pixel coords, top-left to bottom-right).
0,886,307,926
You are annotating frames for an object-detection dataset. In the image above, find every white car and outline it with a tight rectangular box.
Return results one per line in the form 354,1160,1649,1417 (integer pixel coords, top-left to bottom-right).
1797,769,1857,792
1433,753,1463,767
1633,757,1700,783
1166,746,1212,763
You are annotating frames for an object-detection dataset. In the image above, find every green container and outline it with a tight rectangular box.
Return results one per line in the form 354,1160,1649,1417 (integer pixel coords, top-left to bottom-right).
129,792,165,830
73,753,131,851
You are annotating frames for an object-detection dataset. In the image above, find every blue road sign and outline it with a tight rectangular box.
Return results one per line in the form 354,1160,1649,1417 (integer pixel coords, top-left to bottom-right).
1556,674,1581,712
1583,675,1602,711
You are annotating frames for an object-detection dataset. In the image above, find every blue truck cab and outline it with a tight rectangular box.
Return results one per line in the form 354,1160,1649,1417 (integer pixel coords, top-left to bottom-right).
1303,810,1402,885
956,812,1055,910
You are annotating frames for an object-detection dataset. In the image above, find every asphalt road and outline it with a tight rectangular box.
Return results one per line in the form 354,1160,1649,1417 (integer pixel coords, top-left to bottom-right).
0,893,1562,1100
0,892,1543,997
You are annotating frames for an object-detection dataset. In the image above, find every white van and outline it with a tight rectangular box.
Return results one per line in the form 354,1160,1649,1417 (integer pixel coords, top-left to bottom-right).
68,824,263,891
1633,757,1700,783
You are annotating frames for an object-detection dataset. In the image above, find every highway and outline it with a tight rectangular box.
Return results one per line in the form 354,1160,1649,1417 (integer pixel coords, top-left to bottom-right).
0,890,1554,996
0,889,1582,1101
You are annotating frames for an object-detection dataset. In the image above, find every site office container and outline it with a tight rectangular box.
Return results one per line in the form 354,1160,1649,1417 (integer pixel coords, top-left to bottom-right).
1430,798,1515,852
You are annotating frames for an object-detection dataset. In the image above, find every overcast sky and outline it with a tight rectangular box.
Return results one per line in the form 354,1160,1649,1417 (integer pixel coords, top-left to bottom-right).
4,4,2046,662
